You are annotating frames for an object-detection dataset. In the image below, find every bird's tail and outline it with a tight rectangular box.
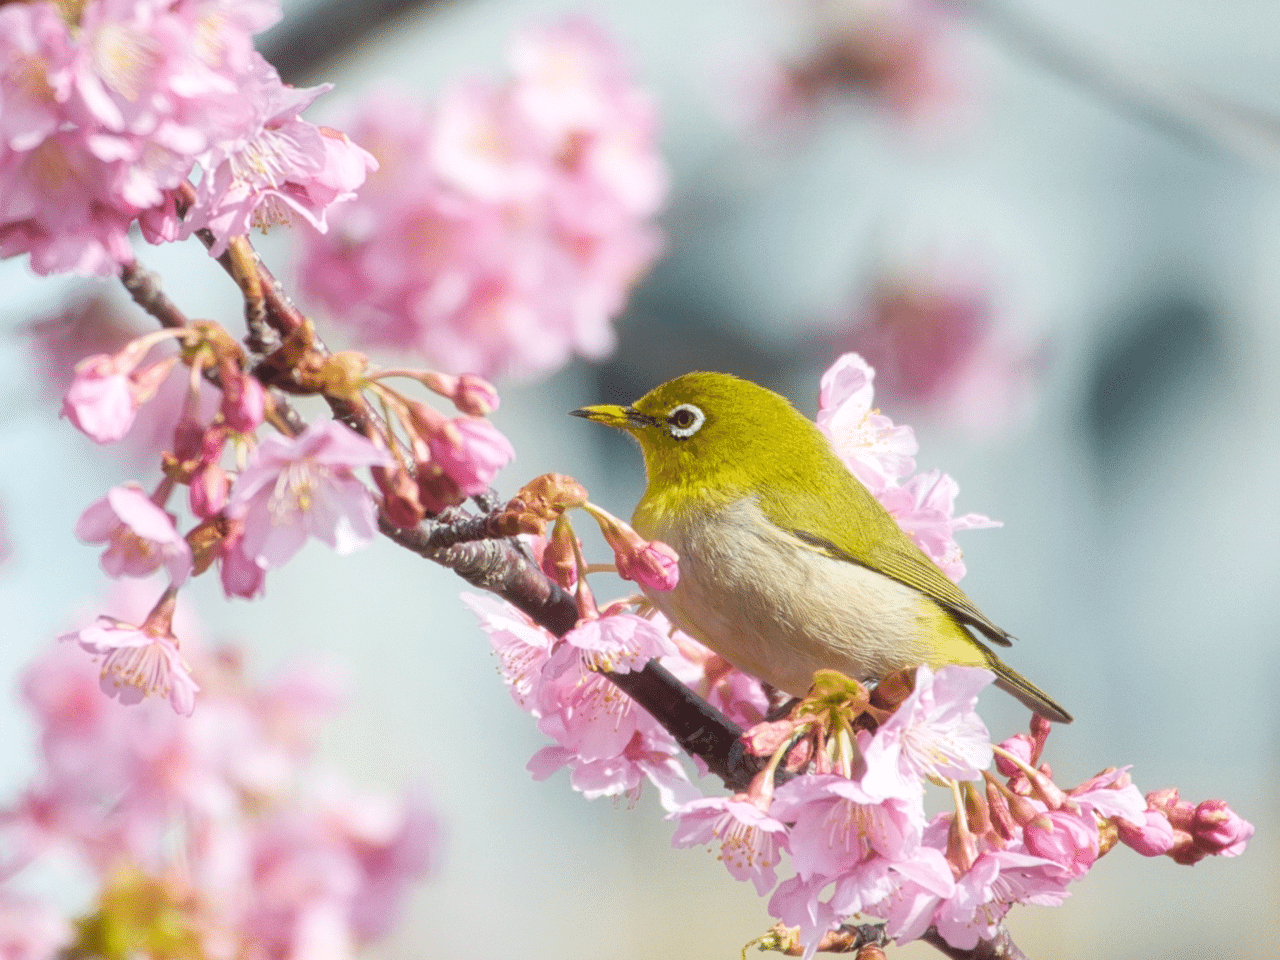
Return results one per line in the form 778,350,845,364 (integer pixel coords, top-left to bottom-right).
988,655,1073,724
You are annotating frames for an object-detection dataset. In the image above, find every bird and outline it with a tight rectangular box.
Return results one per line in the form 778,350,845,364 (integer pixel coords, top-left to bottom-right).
572,371,1072,723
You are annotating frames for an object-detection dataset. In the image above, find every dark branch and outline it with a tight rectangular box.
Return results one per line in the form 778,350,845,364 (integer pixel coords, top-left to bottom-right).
258,0,461,85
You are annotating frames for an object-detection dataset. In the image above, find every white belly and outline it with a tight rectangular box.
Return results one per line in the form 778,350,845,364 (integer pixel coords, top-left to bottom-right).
643,498,935,697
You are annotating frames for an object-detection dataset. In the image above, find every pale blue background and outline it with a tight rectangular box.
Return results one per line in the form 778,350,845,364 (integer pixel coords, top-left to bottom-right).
1,0,1278,956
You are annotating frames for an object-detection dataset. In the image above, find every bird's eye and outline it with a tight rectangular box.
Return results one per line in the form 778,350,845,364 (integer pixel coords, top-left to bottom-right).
666,403,705,439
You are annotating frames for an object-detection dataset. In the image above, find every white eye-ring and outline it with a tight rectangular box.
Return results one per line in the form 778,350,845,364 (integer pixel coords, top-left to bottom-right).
666,403,705,439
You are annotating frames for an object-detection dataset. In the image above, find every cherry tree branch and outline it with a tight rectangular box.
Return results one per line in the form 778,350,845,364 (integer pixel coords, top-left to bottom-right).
157,222,1022,960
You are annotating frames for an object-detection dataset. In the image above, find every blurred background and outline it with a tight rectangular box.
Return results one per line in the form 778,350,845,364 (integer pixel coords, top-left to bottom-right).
2,0,1279,956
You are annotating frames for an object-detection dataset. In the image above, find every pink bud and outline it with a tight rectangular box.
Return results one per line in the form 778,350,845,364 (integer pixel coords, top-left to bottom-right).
946,811,979,873
455,374,500,416
1191,800,1254,857
61,355,138,443
1147,788,1195,831
1023,809,1099,878
220,366,266,432
190,463,230,518
428,418,515,497
995,734,1034,776
986,781,1017,842
1115,809,1176,857
1168,829,1206,866
617,539,680,592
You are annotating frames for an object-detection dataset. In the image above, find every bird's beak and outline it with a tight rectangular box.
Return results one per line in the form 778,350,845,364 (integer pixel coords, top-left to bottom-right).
570,404,655,430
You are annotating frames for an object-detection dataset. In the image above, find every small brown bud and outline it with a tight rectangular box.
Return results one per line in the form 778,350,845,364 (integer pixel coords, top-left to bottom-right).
373,463,425,528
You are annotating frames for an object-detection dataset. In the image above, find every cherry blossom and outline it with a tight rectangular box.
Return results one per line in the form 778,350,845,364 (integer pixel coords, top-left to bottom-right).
226,420,391,569
64,615,199,716
669,795,789,895
877,469,1000,582
296,18,667,380
75,483,193,585
816,352,917,493
859,665,993,801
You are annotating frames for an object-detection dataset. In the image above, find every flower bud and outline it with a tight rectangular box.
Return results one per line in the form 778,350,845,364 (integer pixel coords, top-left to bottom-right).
1146,788,1195,831
1191,799,1254,857
373,463,425,529
995,734,1034,777
1023,810,1098,878
190,463,230,519
985,780,1017,842
616,539,680,592
220,363,266,432
1115,809,1176,857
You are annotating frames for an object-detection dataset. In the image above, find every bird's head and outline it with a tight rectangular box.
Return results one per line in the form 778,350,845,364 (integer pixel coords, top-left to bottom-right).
572,372,822,507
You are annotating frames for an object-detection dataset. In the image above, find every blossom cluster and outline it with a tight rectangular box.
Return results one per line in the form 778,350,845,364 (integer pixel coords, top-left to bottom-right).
2,607,435,960
831,270,1042,431
58,318,514,715
816,352,996,580
0,0,374,277
297,18,668,379
735,0,965,131
668,668,1253,956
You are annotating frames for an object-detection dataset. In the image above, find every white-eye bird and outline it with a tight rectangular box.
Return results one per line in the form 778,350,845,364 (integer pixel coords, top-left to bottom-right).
572,371,1072,723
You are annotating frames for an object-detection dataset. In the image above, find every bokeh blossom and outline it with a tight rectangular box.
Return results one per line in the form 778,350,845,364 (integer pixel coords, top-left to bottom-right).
297,18,667,380
6,619,433,959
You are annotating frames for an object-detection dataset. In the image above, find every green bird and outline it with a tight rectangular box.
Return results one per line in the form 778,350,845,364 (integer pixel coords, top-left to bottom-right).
573,371,1072,723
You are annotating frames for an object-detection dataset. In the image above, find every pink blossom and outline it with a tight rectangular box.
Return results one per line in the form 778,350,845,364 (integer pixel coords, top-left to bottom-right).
529,729,698,810
816,353,917,493
64,615,199,716
0,4,74,153
767,874,841,958
554,612,677,676
60,352,142,442
226,420,391,569
296,19,666,380
877,469,999,582
0,129,138,276
461,592,555,713
669,795,789,895
183,66,376,256
420,416,515,511
771,774,924,882
75,483,192,585
1067,767,1147,826
932,848,1070,950
860,665,993,801
14,621,432,952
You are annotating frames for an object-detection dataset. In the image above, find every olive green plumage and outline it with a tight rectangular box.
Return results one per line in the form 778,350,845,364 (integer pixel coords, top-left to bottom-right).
573,371,1072,723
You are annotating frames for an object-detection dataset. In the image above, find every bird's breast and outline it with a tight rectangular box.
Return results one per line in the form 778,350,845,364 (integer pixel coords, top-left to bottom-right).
640,497,943,697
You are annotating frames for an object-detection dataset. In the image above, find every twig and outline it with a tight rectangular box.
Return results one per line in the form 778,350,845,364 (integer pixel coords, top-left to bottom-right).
946,0,1280,167
119,261,189,331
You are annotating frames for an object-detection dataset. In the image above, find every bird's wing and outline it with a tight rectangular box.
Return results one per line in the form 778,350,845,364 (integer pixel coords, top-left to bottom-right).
785,525,1013,647
761,463,1015,647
